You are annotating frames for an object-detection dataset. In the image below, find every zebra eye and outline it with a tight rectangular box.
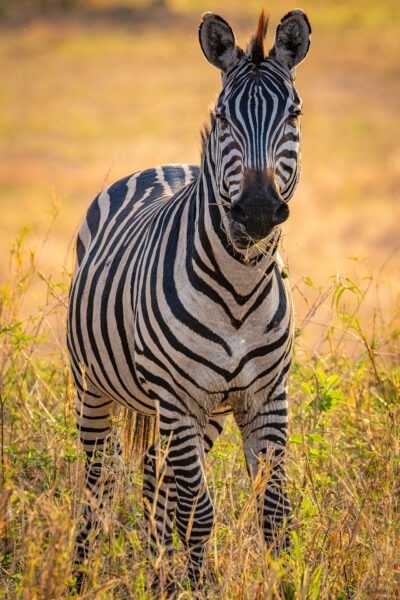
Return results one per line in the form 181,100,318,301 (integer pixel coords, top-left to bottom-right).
287,112,301,127
216,113,229,127
287,109,302,126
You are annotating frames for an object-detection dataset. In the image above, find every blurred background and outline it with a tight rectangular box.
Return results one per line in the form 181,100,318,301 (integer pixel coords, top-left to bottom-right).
1,0,399,339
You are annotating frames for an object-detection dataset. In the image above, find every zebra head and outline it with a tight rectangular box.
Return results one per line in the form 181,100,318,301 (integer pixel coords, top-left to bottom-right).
199,10,311,248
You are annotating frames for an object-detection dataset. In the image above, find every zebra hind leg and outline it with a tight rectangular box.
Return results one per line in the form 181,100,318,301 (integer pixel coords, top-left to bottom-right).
74,391,117,591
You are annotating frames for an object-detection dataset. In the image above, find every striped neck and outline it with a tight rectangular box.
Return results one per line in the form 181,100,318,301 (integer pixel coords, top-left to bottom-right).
189,149,282,291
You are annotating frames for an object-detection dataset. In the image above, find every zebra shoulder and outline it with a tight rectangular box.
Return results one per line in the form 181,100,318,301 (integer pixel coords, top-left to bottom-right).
75,164,199,266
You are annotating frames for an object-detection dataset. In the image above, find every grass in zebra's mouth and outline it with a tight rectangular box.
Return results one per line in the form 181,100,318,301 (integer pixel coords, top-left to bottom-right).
219,205,280,258
230,229,280,263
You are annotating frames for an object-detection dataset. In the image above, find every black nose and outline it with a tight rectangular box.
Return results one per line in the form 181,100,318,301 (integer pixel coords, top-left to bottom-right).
231,195,289,226
230,203,248,225
230,169,289,240
272,200,289,226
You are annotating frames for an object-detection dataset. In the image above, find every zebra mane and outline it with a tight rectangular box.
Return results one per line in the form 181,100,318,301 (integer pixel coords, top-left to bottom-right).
247,10,269,66
200,109,215,162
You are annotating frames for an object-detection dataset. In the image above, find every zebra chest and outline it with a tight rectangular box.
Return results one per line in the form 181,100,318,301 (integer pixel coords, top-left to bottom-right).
131,257,291,403
134,307,288,399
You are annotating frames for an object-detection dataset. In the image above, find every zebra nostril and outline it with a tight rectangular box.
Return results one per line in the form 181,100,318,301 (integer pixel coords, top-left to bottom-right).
231,203,248,224
273,202,289,226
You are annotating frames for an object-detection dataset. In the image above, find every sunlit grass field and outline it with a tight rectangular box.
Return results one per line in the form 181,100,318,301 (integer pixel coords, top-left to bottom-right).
1,0,399,598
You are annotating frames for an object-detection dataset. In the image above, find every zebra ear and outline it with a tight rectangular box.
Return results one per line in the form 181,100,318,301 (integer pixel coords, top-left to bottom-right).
270,10,311,71
199,13,243,73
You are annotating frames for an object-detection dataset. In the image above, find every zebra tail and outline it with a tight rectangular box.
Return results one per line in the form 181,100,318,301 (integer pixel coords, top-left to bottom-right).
116,408,157,466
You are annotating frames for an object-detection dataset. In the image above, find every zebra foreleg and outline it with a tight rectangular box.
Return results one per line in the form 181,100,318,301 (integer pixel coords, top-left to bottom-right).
203,411,227,454
236,393,292,555
157,414,214,588
143,410,227,592
143,440,177,594
179,411,227,585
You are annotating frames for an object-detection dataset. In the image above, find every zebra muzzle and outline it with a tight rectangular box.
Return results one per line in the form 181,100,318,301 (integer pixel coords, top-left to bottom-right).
230,169,289,244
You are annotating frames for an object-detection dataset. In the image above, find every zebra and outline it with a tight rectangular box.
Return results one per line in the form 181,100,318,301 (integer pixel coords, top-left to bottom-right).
67,9,311,591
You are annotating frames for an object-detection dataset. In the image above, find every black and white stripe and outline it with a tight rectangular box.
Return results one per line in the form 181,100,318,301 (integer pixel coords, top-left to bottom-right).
67,9,311,591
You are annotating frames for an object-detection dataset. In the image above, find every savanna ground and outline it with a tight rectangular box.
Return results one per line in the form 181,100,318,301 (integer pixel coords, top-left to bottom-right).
0,0,399,598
